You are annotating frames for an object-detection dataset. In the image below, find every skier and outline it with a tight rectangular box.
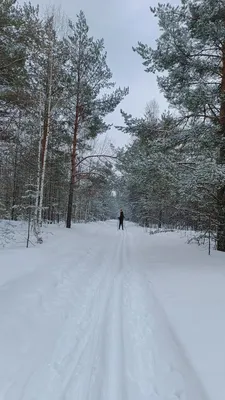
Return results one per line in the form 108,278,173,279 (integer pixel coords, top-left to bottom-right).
118,209,125,230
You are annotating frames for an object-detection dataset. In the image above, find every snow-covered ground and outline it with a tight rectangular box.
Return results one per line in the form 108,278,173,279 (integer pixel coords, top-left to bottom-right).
0,221,224,400
0,220,52,249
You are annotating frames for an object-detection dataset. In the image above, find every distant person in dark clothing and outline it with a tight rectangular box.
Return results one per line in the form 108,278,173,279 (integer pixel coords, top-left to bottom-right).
118,209,125,230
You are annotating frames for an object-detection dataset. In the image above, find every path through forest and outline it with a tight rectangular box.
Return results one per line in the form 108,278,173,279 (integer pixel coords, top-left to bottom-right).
0,221,224,400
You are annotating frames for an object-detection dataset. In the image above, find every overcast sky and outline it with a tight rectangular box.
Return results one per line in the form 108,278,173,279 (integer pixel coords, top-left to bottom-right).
21,0,180,147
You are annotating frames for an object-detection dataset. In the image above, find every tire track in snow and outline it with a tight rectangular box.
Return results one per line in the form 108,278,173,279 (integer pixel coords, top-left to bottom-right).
62,229,129,400
30,232,126,400
87,230,128,400
39,227,209,400
64,232,128,400
143,273,211,400
1,224,211,400
121,230,210,400
0,230,118,400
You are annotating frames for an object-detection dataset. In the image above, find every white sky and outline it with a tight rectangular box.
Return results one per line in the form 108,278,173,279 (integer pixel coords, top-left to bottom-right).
19,0,181,147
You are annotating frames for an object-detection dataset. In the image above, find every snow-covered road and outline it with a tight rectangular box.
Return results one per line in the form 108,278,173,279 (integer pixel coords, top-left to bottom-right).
0,221,222,399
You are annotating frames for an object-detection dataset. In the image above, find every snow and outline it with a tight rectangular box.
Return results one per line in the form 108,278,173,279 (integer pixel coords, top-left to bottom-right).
0,221,224,400
0,220,52,249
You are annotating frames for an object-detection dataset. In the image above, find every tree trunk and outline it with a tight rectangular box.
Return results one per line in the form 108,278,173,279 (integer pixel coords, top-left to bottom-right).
47,146,53,222
217,43,225,251
11,139,19,220
34,91,42,237
37,41,53,231
11,113,21,220
66,103,79,228
158,208,162,229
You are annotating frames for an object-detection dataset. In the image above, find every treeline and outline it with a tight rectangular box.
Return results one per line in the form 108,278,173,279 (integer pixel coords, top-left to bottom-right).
2,0,225,252
0,0,128,240
117,0,225,252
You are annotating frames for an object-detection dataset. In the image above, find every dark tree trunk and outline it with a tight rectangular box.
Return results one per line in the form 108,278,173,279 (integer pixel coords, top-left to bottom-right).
158,208,162,229
217,43,225,251
66,103,79,228
217,186,225,251
11,145,18,221
66,181,74,228
11,120,20,221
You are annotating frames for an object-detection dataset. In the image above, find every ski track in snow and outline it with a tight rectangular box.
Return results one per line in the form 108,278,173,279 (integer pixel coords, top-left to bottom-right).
0,222,210,400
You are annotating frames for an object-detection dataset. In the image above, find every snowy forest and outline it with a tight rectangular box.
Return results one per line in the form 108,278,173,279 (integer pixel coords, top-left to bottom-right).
1,0,225,252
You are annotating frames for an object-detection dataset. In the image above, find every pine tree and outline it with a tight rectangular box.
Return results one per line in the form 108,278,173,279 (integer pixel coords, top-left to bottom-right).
0,3,128,243
0,0,40,113
117,108,179,228
134,0,225,251
65,11,128,228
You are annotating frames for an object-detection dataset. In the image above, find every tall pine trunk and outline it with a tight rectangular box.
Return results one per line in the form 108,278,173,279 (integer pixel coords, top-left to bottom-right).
34,91,42,236
158,208,162,229
37,41,53,231
66,103,79,228
11,112,21,220
217,43,225,251
11,135,19,220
